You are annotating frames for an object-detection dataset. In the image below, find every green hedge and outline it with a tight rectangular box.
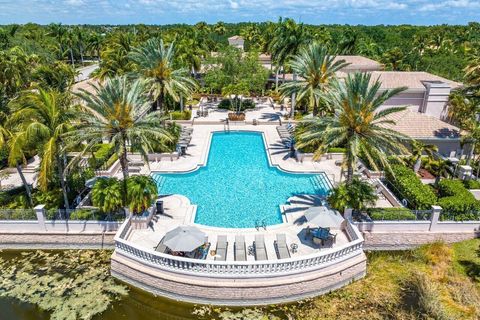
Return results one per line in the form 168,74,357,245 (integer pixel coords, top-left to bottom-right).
218,98,255,111
170,110,191,120
437,179,480,221
463,179,480,189
327,147,346,153
386,165,437,210
367,207,417,221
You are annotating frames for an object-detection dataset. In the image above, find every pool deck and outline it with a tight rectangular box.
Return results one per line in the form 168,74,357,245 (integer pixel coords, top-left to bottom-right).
127,194,351,261
147,122,342,184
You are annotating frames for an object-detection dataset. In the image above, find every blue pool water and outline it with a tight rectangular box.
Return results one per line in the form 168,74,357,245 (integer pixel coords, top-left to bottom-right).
153,131,331,228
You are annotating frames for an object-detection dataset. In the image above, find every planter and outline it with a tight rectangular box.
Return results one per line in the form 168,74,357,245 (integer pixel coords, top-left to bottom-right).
130,207,154,230
228,113,245,121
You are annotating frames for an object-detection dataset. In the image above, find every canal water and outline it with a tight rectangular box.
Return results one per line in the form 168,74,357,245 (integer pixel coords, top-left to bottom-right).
1,282,200,320
0,250,201,320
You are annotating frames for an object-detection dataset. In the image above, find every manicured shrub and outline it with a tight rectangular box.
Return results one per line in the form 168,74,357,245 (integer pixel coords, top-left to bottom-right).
327,147,346,153
436,179,480,220
170,110,191,120
218,98,255,111
367,207,417,220
386,165,437,210
463,179,480,189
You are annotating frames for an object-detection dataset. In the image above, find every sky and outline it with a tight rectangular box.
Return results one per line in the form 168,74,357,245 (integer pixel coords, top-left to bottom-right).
0,0,479,25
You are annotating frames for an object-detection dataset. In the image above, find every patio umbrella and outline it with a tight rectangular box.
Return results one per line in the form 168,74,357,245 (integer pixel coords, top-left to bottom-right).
163,225,206,252
304,206,344,228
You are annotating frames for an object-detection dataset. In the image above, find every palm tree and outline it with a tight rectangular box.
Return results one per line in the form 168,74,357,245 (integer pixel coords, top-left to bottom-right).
410,140,438,173
279,43,350,116
129,38,197,113
328,178,377,214
213,22,226,35
96,32,135,80
8,89,75,209
297,73,410,183
126,175,157,214
86,32,103,61
269,18,310,89
72,76,172,203
176,34,208,78
0,126,34,207
91,177,123,213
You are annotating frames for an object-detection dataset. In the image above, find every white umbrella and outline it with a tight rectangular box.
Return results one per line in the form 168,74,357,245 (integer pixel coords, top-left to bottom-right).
304,206,344,228
163,225,206,252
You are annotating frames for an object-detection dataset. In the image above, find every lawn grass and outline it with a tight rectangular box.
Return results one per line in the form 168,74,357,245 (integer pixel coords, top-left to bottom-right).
209,239,480,319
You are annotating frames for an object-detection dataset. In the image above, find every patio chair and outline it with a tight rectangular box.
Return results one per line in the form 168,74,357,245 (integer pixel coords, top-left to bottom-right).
274,234,290,259
194,237,210,259
215,235,228,261
323,233,337,247
305,226,313,240
254,234,268,261
155,237,168,254
234,235,246,261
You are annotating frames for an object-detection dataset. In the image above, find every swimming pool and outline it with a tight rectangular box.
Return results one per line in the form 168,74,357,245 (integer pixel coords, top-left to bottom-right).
153,131,331,228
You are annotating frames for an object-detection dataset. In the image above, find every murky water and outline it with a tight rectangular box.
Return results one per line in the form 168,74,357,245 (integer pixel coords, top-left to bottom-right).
0,250,201,320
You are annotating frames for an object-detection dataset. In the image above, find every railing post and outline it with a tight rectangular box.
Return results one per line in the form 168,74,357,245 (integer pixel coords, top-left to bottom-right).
344,208,353,221
429,205,442,231
34,204,47,231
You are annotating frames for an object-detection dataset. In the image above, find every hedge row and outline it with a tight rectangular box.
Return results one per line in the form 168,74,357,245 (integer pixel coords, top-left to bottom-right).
463,179,480,189
386,165,437,210
437,179,480,221
367,207,417,221
170,110,192,120
218,98,255,111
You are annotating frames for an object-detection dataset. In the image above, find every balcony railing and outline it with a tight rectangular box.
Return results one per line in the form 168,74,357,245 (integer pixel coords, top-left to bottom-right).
114,219,364,278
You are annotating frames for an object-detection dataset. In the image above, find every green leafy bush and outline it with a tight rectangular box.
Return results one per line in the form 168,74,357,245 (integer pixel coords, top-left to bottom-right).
218,98,255,111
88,143,115,169
327,147,346,153
69,209,97,220
367,207,417,220
463,179,480,189
437,179,480,220
170,110,191,120
386,165,437,210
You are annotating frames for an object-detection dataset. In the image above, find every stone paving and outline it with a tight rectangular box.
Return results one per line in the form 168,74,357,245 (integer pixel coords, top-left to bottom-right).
127,194,351,262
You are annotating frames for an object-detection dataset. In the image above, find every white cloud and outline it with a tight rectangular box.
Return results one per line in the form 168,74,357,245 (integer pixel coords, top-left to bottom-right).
419,0,480,11
230,1,239,9
0,0,479,25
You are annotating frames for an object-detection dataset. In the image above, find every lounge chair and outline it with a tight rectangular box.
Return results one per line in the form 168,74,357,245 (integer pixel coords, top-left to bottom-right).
215,235,228,261
274,234,290,259
155,237,168,254
234,235,246,261
254,234,267,261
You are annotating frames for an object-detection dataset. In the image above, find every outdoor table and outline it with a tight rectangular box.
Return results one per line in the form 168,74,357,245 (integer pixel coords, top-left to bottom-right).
312,228,330,240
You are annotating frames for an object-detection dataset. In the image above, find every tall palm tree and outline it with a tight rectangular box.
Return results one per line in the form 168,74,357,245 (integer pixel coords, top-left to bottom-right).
213,22,226,35
269,18,310,89
96,32,135,80
72,76,172,203
129,38,197,113
297,73,410,183
410,140,438,173
279,43,350,116
0,126,34,207
8,89,75,209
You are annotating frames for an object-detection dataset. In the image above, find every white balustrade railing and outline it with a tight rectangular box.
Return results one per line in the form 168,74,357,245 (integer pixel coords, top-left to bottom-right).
114,220,364,279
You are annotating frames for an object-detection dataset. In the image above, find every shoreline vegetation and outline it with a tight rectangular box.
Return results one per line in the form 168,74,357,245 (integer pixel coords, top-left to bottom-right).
1,239,478,320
